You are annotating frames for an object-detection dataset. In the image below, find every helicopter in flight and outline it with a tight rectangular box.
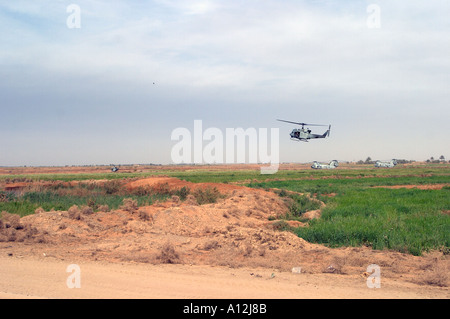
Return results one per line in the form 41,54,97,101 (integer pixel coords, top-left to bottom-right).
277,120,331,142
311,160,339,169
111,165,120,172
374,159,397,168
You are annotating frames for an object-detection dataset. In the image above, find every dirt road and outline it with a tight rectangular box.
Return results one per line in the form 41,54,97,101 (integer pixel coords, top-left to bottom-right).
0,255,447,299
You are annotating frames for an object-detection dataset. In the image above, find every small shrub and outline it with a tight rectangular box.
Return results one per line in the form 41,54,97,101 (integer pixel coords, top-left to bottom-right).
278,189,288,197
185,194,198,205
138,210,152,222
68,205,81,220
156,241,180,264
130,186,152,196
103,180,122,195
153,182,171,195
421,260,449,287
174,186,190,200
87,198,97,210
1,211,22,229
0,192,9,203
270,220,290,231
80,205,94,215
120,198,138,213
171,195,180,204
97,204,110,212
34,207,45,214
201,240,219,251
193,187,222,205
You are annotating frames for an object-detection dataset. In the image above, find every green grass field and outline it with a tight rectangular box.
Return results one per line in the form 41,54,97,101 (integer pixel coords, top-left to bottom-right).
295,187,449,256
1,163,449,256
0,181,168,217
243,166,450,256
0,178,221,217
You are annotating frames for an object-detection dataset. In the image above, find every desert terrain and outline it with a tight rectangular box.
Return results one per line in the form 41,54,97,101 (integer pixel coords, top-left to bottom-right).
0,164,448,299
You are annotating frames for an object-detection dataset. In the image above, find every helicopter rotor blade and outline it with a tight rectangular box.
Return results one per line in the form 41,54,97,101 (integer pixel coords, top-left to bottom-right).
277,119,328,127
277,119,305,126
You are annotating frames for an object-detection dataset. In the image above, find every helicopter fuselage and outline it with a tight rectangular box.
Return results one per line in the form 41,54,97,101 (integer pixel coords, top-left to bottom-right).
290,127,328,142
290,128,310,141
311,160,338,169
374,160,397,168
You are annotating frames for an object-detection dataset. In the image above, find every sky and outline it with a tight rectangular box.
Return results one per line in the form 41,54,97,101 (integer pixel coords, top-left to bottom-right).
0,0,449,166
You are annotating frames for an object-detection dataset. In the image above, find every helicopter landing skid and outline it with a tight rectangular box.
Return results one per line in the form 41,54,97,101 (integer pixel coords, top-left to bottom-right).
290,138,308,142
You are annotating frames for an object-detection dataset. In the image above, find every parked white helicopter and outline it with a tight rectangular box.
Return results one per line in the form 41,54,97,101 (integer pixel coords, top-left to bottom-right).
374,159,397,168
311,160,339,169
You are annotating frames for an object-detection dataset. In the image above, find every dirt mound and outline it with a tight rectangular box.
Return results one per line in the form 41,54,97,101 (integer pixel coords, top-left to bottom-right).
6,184,305,267
1,177,448,287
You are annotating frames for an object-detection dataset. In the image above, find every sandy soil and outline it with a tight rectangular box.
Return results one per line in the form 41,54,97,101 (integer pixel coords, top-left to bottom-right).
0,171,449,299
1,255,446,299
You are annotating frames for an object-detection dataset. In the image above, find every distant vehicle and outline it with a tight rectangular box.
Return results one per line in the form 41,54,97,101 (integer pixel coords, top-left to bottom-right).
311,160,338,169
277,119,331,142
111,165,119,172
374,159,397,168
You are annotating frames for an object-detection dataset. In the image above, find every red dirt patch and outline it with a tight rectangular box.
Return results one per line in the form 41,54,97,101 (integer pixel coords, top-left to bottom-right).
124,176,245,194
372,184,450,190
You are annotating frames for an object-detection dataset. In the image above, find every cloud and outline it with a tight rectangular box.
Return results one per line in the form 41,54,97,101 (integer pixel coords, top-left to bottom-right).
157,0,219,15
0,1,449,165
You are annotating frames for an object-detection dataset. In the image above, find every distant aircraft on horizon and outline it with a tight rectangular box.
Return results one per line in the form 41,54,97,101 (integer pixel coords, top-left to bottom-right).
374,159,397,168
311,160,338,169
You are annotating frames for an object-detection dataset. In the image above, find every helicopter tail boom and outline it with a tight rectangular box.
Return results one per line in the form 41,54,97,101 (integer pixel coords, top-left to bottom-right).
315,125,331,138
